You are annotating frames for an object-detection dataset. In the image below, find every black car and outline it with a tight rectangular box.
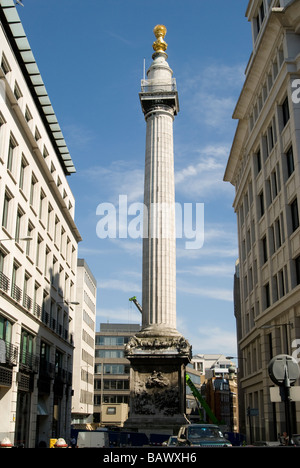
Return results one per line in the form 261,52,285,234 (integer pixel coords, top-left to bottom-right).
177,424,232,447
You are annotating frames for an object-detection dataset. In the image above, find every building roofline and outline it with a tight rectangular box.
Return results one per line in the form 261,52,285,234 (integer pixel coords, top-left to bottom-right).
0,0,76,176
77,258,97,286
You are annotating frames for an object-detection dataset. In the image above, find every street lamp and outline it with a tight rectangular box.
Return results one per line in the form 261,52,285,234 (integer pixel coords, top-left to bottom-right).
0,237,32,242
57,301,79,306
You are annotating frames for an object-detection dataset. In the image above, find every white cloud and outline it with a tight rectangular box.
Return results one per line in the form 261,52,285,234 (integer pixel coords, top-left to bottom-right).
177,62,244,138
188,326,237,356
82,161,144,204
99,279,141,293
177,263,235,278
174,144,233,199
177,282,233,302
96,307,141,325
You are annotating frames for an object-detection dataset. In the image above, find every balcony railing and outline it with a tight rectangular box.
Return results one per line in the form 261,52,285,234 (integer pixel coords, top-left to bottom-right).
0,272,73,345
141,78,177,93
0,340,18,366
0,271,9,292
23,293,32,311
11,283,22,303
19,350,39,373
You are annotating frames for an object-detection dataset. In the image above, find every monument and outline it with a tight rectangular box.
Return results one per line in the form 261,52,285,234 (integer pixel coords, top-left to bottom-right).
124,25,192,435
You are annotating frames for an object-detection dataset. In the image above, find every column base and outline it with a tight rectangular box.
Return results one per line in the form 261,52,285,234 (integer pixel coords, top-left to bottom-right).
124,330,192,436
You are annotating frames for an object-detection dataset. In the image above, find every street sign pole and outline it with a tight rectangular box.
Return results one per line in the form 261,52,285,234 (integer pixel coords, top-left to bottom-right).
268,354,300,445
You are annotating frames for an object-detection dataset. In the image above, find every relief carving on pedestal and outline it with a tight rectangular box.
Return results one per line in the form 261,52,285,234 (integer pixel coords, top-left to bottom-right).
124,334,191,358
133,370,180,416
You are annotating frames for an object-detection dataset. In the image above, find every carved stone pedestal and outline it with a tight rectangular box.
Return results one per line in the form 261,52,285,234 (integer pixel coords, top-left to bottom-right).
124,330,192,436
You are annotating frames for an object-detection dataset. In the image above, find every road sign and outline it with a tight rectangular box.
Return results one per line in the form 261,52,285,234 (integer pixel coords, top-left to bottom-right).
268,354,300,387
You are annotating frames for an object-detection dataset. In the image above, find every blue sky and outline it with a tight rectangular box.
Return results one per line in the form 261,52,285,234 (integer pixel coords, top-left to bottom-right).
17,0,251,356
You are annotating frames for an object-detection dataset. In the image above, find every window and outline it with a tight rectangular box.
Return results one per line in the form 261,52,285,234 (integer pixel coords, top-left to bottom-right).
259,191,265,217
20,329,34,367
0,314,12,343
25,106,32,122
274,218,282,250
286,146,294,179
290,198,299,233
7,137,17,173
282,96,290,127
30,174,37,207
106,407,116,415
26,222,34,257
256,150,262,174
19,156,28,191
295,256,300,286
264,282,270,309
278,269,285,298
1,53,11,74
254,1,265,38
271,170,278,199
2,190,12,230
262,236,268,264
11,262,21,302
15,207,24,241
14,82,22,100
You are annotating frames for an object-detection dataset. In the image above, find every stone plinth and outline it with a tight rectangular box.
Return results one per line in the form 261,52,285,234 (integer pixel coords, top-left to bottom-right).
124,330,191,435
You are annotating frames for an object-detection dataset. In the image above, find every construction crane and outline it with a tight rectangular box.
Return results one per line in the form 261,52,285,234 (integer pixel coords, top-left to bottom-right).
186,374,220,425
129,296,142,314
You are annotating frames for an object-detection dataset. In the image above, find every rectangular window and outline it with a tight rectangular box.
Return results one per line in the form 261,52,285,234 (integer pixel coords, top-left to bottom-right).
271,170,278,199
2,191,12,230
286,146,294,179
1,53,11,74
295,256,300,286
14,81,22,100
291,198,299,233
7,137,17,173
29,174,37,207
274,218,282,250
259,191,265,217
15,207,23,242
262,236,268,264
256,150,261,174
264,283,270,309
282,96,290,127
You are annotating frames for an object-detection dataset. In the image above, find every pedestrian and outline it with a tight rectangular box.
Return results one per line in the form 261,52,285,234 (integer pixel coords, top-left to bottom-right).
70,437,76,448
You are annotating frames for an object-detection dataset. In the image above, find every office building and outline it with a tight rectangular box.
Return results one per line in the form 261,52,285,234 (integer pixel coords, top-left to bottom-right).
224,0,300,441
94,323,141,427
0,2,81,447
71,259,96,426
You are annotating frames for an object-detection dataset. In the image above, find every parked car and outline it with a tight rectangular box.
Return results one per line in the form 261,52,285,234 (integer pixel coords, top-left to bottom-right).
166,436,177,446
177,424,232,447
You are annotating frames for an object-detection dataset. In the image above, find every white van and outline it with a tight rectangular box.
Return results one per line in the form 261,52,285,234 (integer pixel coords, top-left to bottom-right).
76,429,109,448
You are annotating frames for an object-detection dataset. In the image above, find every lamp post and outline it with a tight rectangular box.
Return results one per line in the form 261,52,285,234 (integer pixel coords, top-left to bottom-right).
57,301,79,306
0,237,32,242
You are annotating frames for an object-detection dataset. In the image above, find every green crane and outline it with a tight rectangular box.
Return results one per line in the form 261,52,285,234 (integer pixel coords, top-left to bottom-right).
186,374,220,425
129,296,142,314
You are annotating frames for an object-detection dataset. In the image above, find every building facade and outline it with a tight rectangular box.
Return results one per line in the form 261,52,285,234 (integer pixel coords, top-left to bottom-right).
71,259,96,426
94,323,141,427
0,1,81,447
224,0,300,442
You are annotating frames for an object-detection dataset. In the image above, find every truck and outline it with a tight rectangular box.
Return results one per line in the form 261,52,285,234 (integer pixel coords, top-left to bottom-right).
76,429,109,448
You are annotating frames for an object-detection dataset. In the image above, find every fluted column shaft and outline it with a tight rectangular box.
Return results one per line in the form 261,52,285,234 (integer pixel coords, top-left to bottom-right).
142,106,176,332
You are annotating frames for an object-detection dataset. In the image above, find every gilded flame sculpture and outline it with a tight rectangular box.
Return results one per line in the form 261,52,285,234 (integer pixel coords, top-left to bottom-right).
152,24,168,53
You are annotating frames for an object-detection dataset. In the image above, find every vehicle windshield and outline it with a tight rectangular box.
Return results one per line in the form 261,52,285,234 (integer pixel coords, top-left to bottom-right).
188,427,224,439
